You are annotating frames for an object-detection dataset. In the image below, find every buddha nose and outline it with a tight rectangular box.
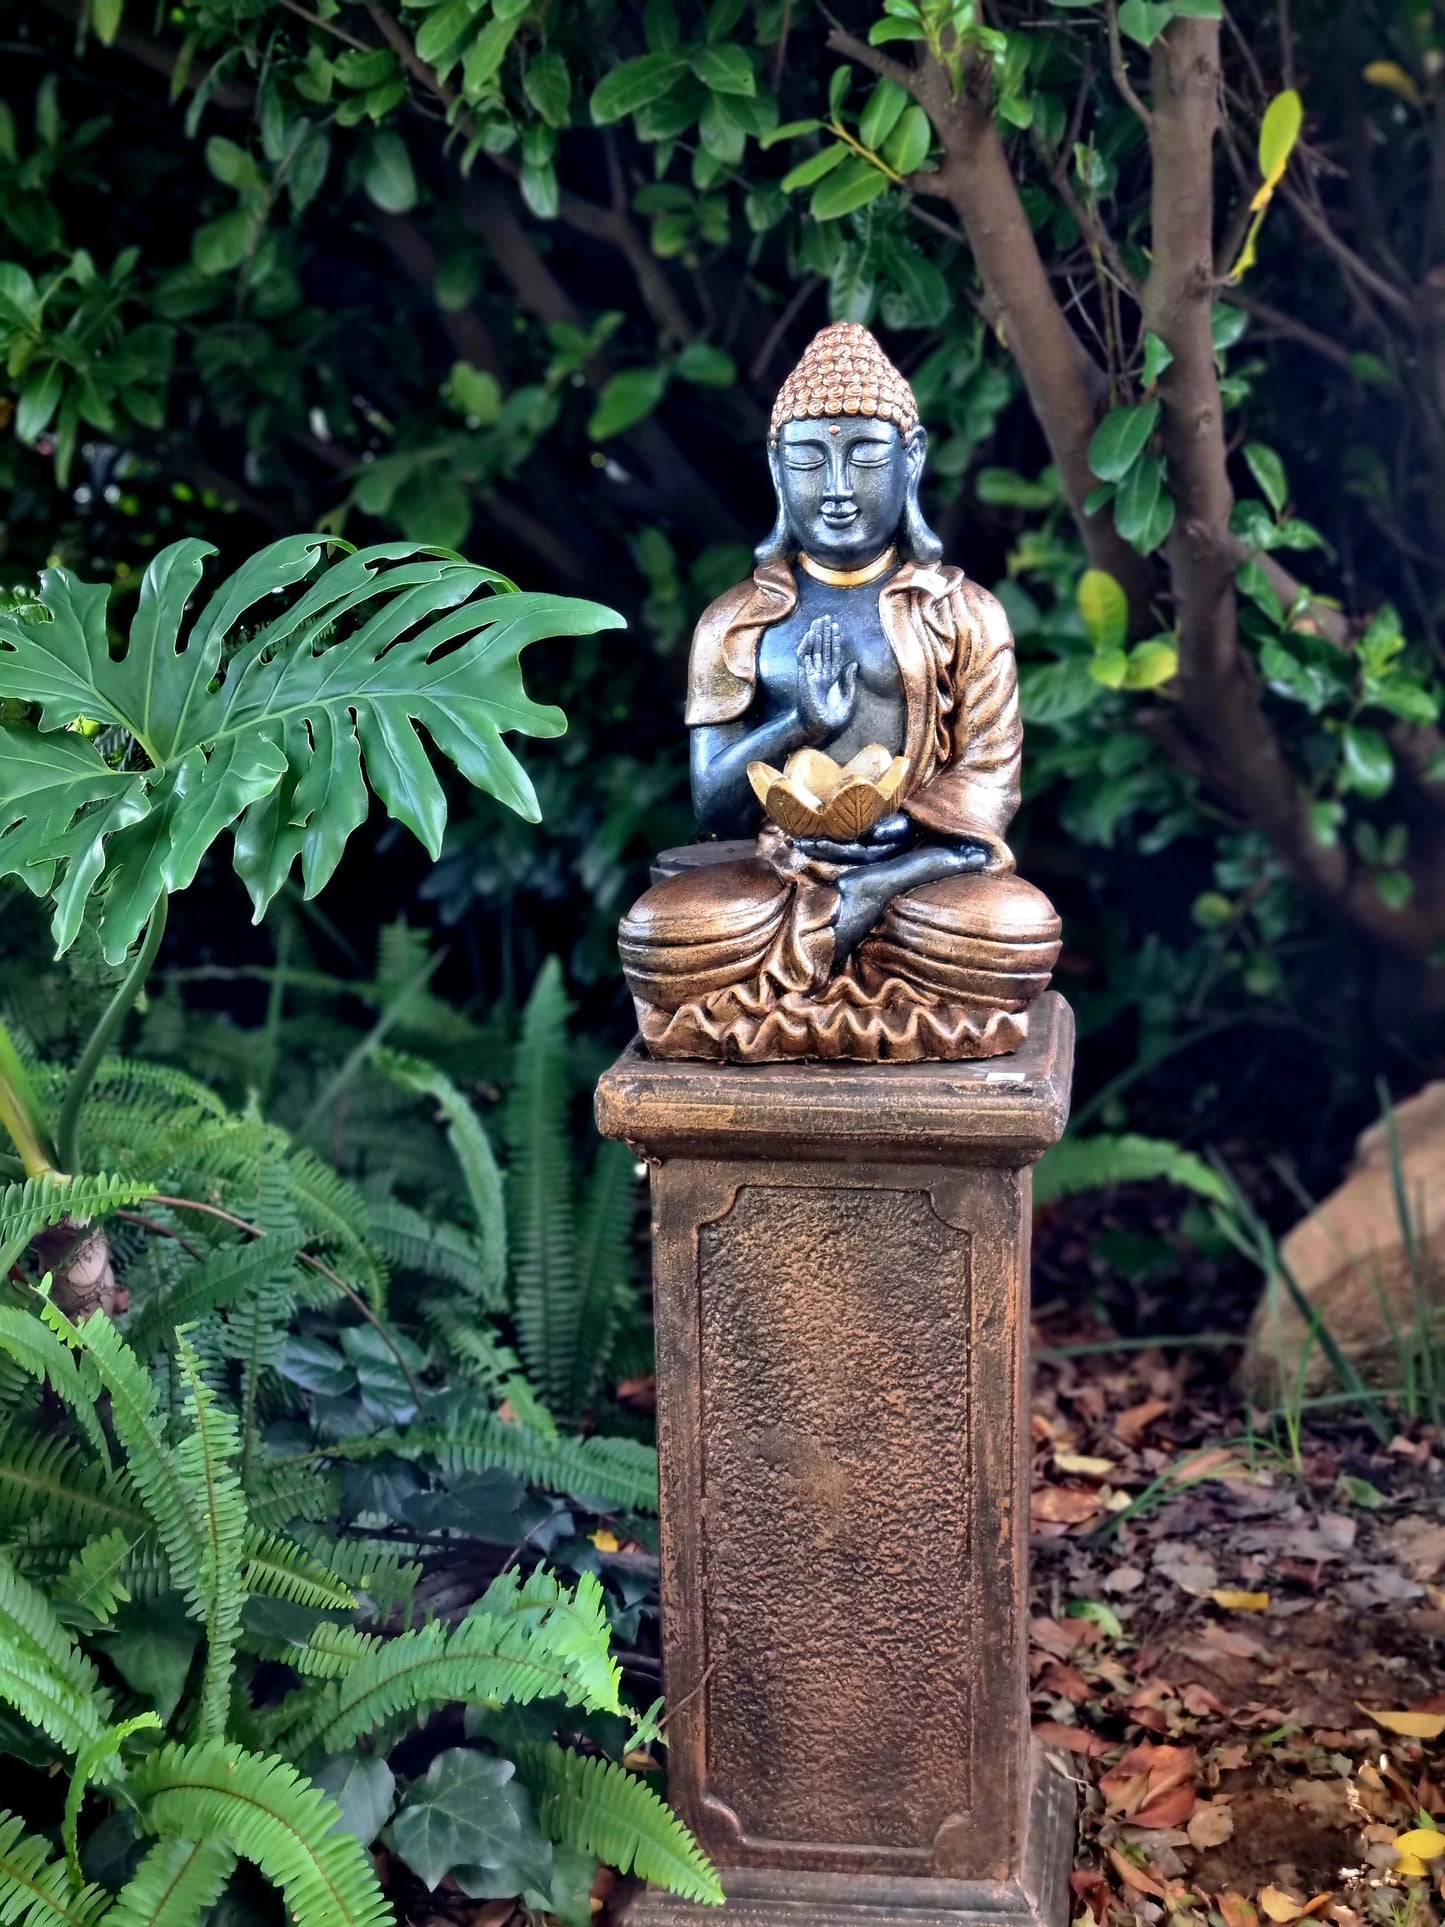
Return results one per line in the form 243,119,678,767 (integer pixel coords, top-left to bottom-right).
823,448,854,500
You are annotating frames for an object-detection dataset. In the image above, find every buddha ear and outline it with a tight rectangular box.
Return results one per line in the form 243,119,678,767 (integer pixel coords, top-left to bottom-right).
900,424,943,563
755,439,793,564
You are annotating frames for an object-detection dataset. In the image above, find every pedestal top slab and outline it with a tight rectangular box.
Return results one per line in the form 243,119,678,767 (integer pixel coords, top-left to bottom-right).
596,991,1072,1165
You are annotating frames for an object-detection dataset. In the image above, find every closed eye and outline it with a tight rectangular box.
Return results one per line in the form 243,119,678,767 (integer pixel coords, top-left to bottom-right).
783,448,826,470
849,444,894,467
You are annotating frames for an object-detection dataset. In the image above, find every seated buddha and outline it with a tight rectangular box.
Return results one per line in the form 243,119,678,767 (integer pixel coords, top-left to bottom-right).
618,321,1061,1063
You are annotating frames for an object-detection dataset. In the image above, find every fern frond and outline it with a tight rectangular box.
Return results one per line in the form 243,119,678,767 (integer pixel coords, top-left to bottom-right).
373,1049,506,1304
0,1424,143,1537
516,1744,723,1906
424,1318,556,1436
241,1533,356,1612
283,1582,623,1753
242,1462,341,1534
52,1530,132,1628
39,1310,209,1655
1032,1131,1230,1208
0,1555,104,1705
366,1198,496,1304
128,1741,390,1927
0,1312,109,1463
506,959,578,1414
173,1337,248,1742
0,1639,104,1759
286,1531,419,1624
0,1810,110,1927
0,1175,157,1272
103,1839,236,1927
474,1568,620,1713
570,1139,640,1414
404,1414,658,1513
63,1714,163,1881
125,1239,301,1361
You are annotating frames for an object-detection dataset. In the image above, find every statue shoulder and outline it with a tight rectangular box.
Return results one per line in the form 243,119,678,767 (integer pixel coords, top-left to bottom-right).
946,572,1016,655
685,564,796,727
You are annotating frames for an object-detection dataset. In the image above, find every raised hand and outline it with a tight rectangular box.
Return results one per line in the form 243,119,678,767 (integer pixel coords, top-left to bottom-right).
795,615,858,741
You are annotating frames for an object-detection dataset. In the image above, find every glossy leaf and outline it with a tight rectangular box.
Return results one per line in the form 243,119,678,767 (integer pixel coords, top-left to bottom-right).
0,539,621,959
810,156,890,221
590,55,689,124
1113,451,1175,554
1088,400,1159,483
1077,569,1129,655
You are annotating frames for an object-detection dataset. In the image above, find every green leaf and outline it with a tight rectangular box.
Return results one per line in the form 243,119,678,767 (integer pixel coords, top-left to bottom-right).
524,51,572,127
1087,400,1159,483
780,142,849,193
104,1595,201,1725
759,116,822,149
462,16,522,94
1341,722,1394,799
1142,330,1174,386
587,366,670,439
591,54,689,125
1258,87,1303,189
1034,1132,1230,1208
516,1744,722,1906
361,132,417,213
1117,0,1171,46
859,78,909,151
689,45,754,97
390,1749,536,1890
0,541,621,953
192,210,253,276
313,1757,396,1848
1243,442,1288,514
810,156,890,221
1124,638,1178,688
880,103,930,174
1018,657,1101,725
675,341,736,387
1077,569,1129,655
1113,451,1175,553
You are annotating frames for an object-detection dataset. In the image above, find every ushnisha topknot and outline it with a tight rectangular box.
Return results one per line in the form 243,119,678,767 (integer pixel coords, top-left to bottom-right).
768,320,919,441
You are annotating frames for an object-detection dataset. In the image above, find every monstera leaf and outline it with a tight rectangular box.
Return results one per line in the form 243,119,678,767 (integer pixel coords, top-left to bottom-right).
0,536,622,961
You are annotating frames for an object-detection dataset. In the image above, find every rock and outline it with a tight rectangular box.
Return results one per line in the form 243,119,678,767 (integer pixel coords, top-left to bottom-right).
1240,1081,1445,1398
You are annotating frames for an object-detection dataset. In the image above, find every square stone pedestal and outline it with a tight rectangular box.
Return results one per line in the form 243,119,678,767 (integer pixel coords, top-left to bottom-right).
595,993,1076,1927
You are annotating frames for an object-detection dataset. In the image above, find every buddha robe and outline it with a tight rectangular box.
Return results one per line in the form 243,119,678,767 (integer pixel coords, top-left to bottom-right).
619,558,1062,1062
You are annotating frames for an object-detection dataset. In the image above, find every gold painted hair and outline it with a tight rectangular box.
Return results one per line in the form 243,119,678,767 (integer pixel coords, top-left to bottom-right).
769,321,919,441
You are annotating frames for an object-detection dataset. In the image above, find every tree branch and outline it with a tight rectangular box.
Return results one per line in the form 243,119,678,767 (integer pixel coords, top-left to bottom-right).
827,25,1156,615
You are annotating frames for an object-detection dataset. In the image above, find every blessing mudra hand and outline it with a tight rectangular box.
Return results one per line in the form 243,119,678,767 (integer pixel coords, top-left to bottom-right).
795,615,858,740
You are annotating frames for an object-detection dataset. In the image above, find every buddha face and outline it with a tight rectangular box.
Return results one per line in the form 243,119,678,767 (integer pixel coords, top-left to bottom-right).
771,416,925,567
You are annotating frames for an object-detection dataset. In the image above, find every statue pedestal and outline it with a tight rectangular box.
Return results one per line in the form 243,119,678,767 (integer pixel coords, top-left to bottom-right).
595,993,1076,1927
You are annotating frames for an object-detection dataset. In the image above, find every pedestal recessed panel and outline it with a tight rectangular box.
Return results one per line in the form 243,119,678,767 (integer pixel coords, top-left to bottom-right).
698,1183,972,1854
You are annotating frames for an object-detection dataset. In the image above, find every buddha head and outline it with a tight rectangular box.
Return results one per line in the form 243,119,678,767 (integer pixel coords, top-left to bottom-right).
757,322,942,569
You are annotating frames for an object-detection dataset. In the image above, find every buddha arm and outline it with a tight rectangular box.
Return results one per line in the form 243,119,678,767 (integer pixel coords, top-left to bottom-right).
690,715,811,836
832,837,990,960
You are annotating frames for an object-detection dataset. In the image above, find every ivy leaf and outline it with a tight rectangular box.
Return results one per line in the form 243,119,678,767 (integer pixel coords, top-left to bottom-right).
689,45,755,97
590,54,690,124
1341,722,1394,799
1244,442,1288,514
810,156,890,220
390,1750,535,1891
312,1757,397,1847
1088,400,1160,483
587,365,670,438
1113,451,1175,553
0,538,621,960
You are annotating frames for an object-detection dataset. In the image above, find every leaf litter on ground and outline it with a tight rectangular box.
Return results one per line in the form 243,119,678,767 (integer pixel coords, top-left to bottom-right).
1027,1310,1445,1927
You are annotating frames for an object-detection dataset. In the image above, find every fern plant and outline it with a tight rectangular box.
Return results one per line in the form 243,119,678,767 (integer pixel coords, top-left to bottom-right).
0,1292,718,1925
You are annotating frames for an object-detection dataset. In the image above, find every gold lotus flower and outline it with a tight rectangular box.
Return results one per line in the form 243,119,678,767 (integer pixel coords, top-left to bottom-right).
747,744,910,840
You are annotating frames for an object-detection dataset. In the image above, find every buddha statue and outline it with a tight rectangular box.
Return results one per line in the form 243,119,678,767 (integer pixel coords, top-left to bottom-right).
618,321,1061,1063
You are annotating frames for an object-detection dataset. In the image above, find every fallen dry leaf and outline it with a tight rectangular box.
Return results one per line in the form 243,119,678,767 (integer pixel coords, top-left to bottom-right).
1360,1706,1445,1739
1100,1742,1198,1828
1211,1588,1271,1611
1033,1719,1108,1757
1031,1485,1104,1525
1186,1801,1235,1850
1106,1847,1166,1898
1030,1616,1086,1659
1219,1895,1259,1927
1260,1889,1307,1922
1054,1450,1116,1477
1114,1397,1171,1444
